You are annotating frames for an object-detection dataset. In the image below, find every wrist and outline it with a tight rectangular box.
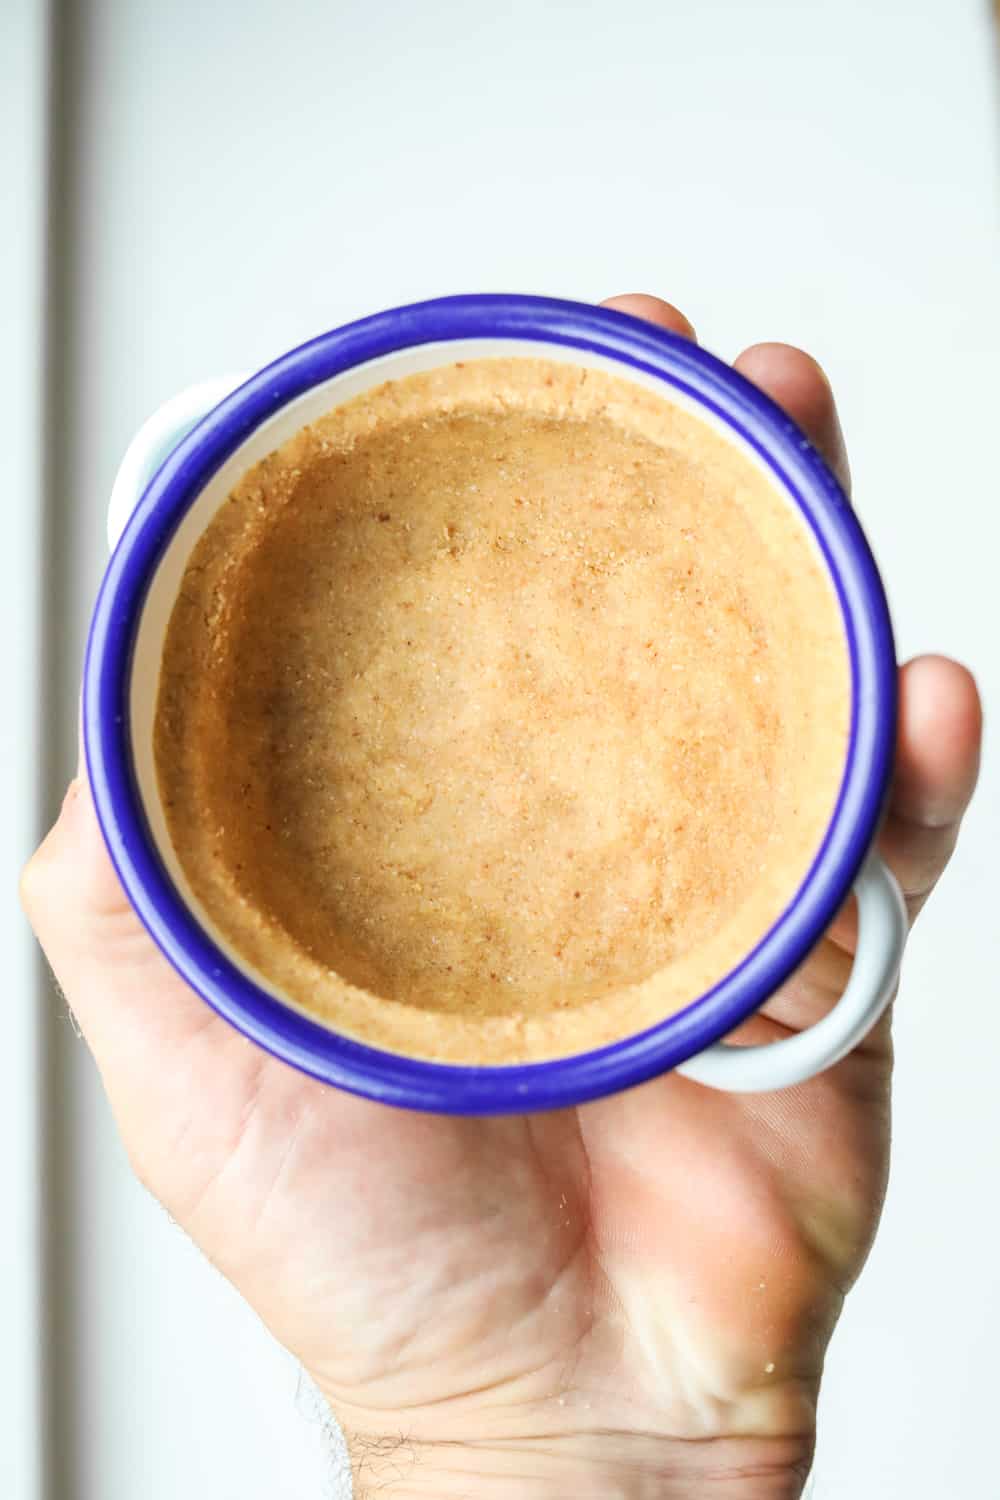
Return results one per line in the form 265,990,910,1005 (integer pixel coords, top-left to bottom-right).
344,1429,814,1500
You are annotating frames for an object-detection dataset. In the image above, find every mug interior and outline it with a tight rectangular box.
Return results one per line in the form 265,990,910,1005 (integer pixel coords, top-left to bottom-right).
130,336,853,1039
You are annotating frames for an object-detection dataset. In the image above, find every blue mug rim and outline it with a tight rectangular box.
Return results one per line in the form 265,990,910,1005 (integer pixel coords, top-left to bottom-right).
83,293,896,1115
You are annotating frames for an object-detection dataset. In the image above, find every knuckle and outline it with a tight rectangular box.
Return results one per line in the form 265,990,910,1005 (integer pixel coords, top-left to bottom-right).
19,781,82,923
19,842,55,922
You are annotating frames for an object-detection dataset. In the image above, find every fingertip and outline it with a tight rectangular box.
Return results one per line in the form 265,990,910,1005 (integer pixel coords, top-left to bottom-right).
894,655,983,827
600,293,697,341
735,340,831,390
904,652,980,698
733,342,849,491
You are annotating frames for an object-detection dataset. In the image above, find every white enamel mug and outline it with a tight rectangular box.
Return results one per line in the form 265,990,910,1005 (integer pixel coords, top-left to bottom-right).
84,295,906,1113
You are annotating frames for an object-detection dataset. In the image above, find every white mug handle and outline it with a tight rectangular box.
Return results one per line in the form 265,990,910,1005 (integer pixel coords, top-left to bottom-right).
107,375,248,549
108,387,907,1099
677,853,907,1092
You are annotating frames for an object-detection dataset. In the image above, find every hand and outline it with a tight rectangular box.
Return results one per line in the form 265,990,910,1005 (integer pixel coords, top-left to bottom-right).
22,294,982,1500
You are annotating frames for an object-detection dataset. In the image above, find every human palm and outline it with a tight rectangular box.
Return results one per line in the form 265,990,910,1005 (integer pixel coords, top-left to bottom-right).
23,296,981,1500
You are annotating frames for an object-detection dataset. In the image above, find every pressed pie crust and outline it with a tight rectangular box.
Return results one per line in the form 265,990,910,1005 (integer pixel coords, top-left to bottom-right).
155,357,850,1063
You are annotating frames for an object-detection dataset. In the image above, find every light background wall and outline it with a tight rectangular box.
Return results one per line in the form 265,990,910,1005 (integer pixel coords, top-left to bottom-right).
2,4,49,1498
3,0,997,1496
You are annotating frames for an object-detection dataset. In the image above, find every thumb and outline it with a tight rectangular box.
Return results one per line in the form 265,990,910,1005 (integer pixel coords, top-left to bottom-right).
20,761,219,1069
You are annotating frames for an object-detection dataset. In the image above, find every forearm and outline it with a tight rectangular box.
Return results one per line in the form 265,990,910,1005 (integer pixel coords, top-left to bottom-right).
346,1430,815,1500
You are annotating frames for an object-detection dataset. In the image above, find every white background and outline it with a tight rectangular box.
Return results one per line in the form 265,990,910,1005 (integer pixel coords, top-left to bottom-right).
3,0,997,1496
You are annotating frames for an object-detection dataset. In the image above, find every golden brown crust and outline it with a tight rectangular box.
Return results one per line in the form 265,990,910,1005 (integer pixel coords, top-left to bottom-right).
155,358,849,1063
